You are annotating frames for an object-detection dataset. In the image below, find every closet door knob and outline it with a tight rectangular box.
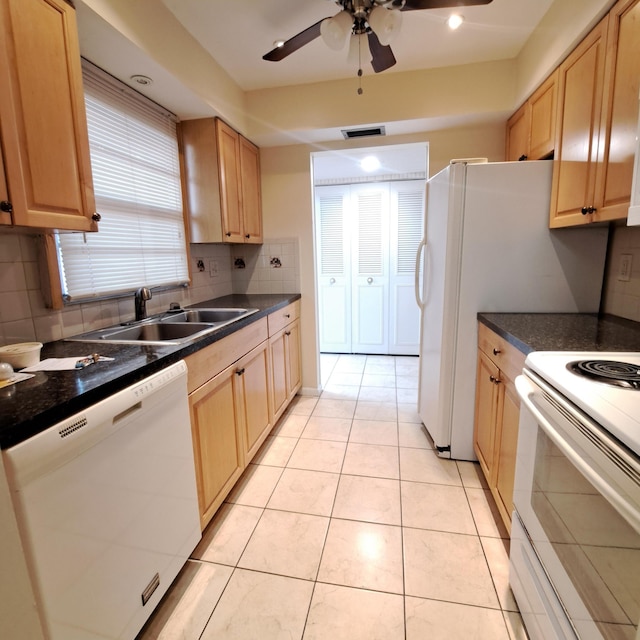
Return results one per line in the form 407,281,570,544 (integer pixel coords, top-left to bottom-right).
367,277,373,284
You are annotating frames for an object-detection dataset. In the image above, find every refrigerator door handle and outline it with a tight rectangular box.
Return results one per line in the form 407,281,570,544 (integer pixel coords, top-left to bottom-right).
415,237,427,309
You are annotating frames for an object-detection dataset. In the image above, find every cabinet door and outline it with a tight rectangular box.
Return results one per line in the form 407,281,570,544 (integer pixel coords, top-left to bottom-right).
594,0,640,222
216,119,244,242
0,0,96,231
529,70,558,160
0,142,10,226
239,136,263,244
473,350,500,480
285,318,302,400
493,378,520,534
189,365,244,529
269,329,289,423
505,102,530,162
237,342,273,461
550,16,609,228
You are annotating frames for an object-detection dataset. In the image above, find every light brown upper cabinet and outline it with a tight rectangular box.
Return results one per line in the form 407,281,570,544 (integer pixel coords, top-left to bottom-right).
0,0,97,232
550,0,640,227
180,117,263,244
550,16,609,227
505,103,530,162
593,0,640,222
506,71,558,162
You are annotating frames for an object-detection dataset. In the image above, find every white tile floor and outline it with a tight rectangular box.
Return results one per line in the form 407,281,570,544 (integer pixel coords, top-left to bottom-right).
136,354,528,640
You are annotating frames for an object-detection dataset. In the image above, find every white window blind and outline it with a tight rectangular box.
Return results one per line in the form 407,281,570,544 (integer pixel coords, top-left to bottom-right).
56,60,189,302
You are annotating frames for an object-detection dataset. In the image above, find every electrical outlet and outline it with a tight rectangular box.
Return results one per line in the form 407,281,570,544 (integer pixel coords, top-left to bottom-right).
619,254,632,282
209,260,219,277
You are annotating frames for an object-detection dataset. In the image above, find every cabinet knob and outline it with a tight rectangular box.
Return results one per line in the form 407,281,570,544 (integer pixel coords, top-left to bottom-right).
492,348,501,356
285,331,291,336
226,232,232,237
91,212,101,222
518,154,528,162
581,206,597,215
489,375,501,384
236,368,245,376
0,200,12,213
245,234,250,239
285,313,290,318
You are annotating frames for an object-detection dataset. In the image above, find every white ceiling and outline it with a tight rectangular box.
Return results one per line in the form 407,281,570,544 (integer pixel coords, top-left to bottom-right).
76,0,555,111
159,0,555,92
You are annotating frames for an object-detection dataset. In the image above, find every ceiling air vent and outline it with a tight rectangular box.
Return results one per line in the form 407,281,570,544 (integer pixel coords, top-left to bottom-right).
341,125,386,140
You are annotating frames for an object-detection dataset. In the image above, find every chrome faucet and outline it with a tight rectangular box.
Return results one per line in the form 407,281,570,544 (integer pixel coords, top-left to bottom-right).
134,287,152,321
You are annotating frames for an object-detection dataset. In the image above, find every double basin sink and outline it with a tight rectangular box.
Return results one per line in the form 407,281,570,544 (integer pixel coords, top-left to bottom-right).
67,307,259,345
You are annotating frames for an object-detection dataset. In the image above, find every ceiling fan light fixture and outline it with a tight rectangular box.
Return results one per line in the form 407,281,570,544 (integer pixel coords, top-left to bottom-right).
320,10,353,50
447,14,464,30
273,39,286,48
368,6,402,46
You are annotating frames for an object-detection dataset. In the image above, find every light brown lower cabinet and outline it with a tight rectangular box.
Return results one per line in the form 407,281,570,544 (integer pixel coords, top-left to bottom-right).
473,323,526,534
185,318,272,529
268,300,302,423
185,306,301,530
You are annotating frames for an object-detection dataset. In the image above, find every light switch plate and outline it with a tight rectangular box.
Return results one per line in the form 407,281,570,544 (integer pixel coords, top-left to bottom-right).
619,254,632,282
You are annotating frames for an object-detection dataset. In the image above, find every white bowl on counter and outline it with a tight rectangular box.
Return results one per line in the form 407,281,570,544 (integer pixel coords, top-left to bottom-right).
0,342,42,369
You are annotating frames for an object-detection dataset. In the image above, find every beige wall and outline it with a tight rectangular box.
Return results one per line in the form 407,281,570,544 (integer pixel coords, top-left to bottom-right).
512,0,615,105
260,123,506,392
245,60,515,146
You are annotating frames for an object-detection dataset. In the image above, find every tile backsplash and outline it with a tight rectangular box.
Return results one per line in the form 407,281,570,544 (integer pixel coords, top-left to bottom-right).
0,234,300,346
602,224,640,322
231,239,300,295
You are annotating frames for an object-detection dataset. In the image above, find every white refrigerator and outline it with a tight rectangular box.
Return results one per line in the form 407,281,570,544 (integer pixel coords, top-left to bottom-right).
415,160,609,460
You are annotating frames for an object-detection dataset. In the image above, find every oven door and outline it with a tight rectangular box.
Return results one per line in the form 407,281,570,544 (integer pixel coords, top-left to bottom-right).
512,371,640,640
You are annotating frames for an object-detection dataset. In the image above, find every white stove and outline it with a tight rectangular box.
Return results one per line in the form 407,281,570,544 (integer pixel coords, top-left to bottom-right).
510,350,640,640
524,351,640,457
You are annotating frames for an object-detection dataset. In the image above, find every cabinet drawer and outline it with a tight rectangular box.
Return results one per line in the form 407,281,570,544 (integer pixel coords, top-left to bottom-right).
267,300,300,336
185,317,268,393
478,323,526,383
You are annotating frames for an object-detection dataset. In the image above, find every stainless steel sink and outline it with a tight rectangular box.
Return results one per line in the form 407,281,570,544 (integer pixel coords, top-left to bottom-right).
162,308,257,324
101,322,213,342
66,307,259,344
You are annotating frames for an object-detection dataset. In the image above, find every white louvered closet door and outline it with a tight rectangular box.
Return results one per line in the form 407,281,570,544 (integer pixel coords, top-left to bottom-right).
389,182,424,354
315,186,352,353
351,185,390,354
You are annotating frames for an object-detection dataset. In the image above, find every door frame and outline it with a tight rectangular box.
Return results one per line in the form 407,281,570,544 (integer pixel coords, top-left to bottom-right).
310,142,429,363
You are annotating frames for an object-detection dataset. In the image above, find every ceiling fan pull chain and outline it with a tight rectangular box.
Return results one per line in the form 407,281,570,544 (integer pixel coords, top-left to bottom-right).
357,32,364,95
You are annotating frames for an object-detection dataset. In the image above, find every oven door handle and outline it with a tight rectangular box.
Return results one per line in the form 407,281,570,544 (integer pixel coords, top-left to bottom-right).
516,374,640,533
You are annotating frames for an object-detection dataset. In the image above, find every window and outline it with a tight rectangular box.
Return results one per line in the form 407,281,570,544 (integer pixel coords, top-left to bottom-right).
55,60,189,302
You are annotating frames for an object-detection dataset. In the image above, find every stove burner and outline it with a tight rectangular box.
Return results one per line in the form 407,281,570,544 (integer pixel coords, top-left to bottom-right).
568,360,640,389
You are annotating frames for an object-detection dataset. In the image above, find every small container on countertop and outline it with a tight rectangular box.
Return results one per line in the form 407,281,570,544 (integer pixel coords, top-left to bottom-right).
0,342,43,369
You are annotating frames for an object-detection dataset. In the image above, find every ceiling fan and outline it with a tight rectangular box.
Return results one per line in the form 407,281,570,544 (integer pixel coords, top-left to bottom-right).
263,0,494,74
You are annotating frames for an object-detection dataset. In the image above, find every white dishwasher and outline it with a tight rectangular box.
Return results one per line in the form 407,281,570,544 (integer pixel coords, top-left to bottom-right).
2,360,201,640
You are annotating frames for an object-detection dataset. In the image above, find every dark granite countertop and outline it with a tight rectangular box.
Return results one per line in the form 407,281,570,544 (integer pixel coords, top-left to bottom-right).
478,312,640,356
0,293,300,449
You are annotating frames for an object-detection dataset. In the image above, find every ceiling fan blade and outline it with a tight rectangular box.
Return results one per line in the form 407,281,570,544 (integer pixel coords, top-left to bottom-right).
400,0,493,10
263,18,327,61
367,30,396,73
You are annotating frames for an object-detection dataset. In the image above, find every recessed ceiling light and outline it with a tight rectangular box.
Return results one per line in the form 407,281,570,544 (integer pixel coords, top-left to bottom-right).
360,155,381,172
447,14,464,30
130,74,153,86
